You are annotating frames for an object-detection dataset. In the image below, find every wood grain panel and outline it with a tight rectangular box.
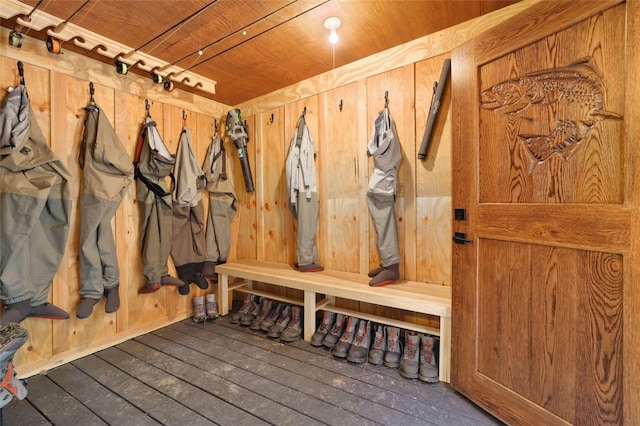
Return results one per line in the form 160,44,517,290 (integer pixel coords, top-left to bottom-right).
477,239,622,424
416,197,452,286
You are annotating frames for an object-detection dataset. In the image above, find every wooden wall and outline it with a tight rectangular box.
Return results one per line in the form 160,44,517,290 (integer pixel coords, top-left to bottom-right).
1,0,537,377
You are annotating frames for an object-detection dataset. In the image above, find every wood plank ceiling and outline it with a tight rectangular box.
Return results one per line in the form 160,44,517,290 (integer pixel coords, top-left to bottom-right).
4,0,520,105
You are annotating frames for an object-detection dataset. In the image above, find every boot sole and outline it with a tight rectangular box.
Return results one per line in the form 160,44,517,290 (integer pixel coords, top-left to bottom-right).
399,370,419,379
280,334,302,342
419,375,439,383
384,361,400,368
347,356,367,363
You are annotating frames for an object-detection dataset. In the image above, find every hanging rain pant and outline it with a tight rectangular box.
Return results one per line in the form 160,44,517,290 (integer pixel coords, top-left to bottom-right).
202,130,237,279
285,114,322,272
135,115,181,293
76,102,133,318
0,84,72,323
366,107,402,286
171,127,208,295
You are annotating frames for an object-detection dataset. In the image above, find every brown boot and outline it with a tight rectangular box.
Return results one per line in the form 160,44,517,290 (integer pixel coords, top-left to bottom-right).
251,299,273,330
384,326,402,368
311,311,335,347
205,294,219,320
268,306,291,338
260,303,284,332
192,296,206,323
239,296,261,326
419,334,439,383
368,324,386,365
369,263,400,287
322,313,346,349
399,333,420,379
333,316,358,358
230,294,254,324
347,320,371,363
280,306,303,342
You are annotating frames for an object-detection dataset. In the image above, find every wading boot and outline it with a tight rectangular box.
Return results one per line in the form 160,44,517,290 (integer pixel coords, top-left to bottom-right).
192,296,206,323
384,326,402,368
322,313,346,349
260,303,284,332
368,324,386,365
280,306,303,342
419,334,439,383
205,294,219,320
268,306,291,338
399,333,420,379
311,311,335,347
28,303,70,320
230,294,254,324
239,296,261,326
347,320,371,363
251,299,273,330
333,316,358,358
369,263,400,287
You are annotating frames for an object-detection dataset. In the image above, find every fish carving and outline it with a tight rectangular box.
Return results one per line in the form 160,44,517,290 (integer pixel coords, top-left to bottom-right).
480,58,622,170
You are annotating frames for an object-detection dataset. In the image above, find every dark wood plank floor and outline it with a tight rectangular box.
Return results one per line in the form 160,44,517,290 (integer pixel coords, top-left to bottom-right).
3,317,502,426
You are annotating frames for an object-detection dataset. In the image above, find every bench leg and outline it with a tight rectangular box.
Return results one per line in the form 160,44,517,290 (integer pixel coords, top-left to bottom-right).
303,291,316,342
218,274,229,316
439,316,451,383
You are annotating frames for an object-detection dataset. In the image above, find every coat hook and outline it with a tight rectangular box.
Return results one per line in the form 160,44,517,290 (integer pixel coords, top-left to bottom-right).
302,106,307,117
182,110,187,121
268,113,274,124
384,90,389,108
339,99,343,111
89,82,95,102
214,118,218,131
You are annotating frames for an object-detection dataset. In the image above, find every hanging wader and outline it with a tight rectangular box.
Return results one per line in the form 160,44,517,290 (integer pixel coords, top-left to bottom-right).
171,127,208,295
135,114,181,294
285,112,323,272
202,128,237,279
0,68,72,322
366,107,402,286
76,95,133,318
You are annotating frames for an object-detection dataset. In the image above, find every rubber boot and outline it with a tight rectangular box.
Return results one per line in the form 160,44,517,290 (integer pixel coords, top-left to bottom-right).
76,298,100,319
28,303,70,320
368,324,387,365
0,323,28,407
367,265,383,278
419,334,439,383
260,302,284,332
267,306,291,338
384,326,402,368
230,294,254,324
369,263,400,287
239,296,261,326
251,299,273,330
333,316,358,358
205,294,219,320
104,285,120,314
399,333,420,379
347,320,371,363
311,311,335,347
0,299,31,323
192,296,206,323
322,313,346,349
280,306,303,342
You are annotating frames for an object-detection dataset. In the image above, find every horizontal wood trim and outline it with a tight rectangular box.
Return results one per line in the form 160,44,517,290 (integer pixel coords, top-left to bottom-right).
475,204,630,252
216,259,451,318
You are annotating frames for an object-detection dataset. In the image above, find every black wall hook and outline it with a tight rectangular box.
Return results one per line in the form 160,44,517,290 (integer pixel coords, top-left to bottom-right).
17,61,25,85
268,113,274,124
384,90,389,108
339,99,343,111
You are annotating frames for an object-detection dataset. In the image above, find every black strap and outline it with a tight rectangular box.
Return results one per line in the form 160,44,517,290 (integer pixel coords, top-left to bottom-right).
134,166,175,197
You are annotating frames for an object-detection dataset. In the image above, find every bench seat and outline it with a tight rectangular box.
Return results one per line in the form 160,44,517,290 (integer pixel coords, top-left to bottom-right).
215,259,452,382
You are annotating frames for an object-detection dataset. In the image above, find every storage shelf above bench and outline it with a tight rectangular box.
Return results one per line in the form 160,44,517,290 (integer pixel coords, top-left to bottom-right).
215,259,452,382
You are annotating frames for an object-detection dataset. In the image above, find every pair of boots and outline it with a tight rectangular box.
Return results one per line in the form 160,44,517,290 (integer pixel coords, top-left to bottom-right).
266,305,303,342
230,294,259,325
367,325,402,368
313,312,371,363
192,294,219,323
76,285,120,319
176,263,209,296
367,263,400,286
398,333,439,383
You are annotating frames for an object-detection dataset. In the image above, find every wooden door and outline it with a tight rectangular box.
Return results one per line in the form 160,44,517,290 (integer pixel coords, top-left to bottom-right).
451,1,640,424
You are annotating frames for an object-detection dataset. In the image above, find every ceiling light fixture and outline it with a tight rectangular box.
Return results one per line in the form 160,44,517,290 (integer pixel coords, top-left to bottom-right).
323,16,341,45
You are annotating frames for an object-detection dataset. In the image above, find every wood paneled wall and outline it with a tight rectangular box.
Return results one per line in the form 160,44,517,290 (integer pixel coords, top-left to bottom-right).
1,0,538,377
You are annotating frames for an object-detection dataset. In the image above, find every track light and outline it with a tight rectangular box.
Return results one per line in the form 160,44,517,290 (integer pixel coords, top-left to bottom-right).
8,30,23,48
115,59,129,75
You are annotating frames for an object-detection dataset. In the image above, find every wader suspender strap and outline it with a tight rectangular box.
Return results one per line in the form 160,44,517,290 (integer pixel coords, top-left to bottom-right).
295,113,311,199
210,132,227,181
133,121,176,197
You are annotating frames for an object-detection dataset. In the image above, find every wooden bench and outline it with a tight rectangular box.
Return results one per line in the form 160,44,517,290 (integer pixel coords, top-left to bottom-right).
215,259,452,383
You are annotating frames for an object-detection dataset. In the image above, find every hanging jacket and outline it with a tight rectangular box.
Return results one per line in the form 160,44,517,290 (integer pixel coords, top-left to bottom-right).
286,115,318,209
173,127,206,206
